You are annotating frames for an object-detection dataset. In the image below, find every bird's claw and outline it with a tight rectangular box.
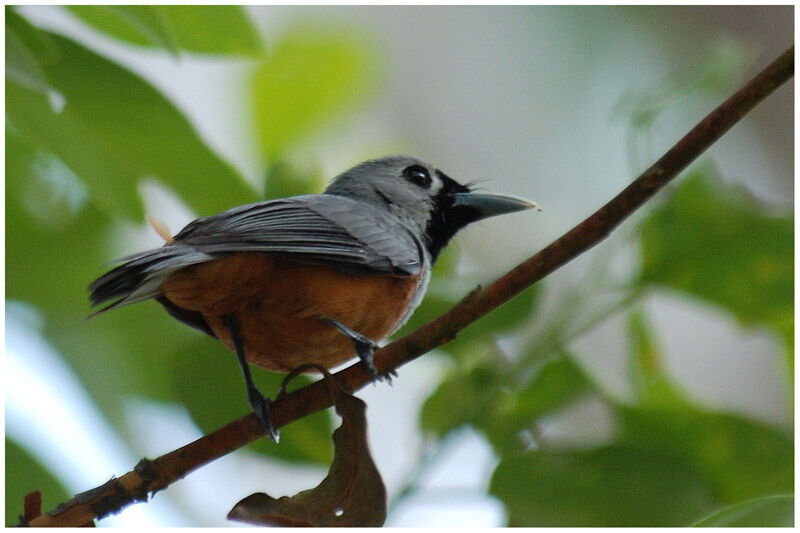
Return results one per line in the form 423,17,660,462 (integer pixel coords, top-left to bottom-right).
249,390,279,443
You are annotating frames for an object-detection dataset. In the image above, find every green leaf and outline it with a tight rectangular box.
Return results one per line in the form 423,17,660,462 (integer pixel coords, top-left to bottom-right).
5,129,105,314
419,362,503,438
507,356,592,425
620,405,793,504
172,338,334,465
6,131,192,417
67,6,262,56
483,356,593,456
69,6,178,55
6,26,256,221
252,27,377,159
490,445,717,526
393,292,458,339
628,309,686,406
691,38,753,94
639,165,793,350
420,355,591,456
5,438,70,526
463,285,540,344
434,283,540,360
56,303,200,409
417,284,565,445
693,494,793,527
5,7,56,95
263,157,326,200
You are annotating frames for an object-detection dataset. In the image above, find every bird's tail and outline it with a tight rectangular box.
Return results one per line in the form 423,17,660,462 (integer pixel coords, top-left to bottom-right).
88,245,212,317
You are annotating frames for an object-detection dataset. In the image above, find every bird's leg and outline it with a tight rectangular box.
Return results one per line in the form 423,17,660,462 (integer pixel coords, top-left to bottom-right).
323,317,396,383
221,313,280,442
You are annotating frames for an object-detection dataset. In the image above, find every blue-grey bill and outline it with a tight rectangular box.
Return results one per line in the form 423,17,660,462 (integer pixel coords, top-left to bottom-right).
451,192,541,219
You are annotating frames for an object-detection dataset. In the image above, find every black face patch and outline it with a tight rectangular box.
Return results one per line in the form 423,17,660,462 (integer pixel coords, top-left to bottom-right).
423,171,480,262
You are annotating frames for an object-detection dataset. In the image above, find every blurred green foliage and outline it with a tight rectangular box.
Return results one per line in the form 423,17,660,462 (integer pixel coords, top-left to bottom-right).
4,5,792,527
172,338,334,464
252,27,377,159
613,38,755,172
693,494,793,527
67,6,263,56
419,133,792,528
430,167,793,526
7,8,256,221
640,164,794,360
6,6,376,521
5,439,70,527
491,445,717,526
441,167,793,526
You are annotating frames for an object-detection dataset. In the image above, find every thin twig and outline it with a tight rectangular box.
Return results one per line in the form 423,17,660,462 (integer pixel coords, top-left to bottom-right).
28,45,793,527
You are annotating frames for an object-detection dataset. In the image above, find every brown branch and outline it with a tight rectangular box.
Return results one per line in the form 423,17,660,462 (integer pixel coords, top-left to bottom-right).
29,45,793,527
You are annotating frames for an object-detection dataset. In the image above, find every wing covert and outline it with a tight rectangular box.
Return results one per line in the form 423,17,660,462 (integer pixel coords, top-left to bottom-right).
172,195,422,276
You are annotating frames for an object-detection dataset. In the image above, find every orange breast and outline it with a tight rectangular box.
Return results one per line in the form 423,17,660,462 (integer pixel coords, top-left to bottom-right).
161,253,420,371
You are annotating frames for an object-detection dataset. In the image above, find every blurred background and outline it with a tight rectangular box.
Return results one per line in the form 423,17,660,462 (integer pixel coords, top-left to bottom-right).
5,5,793,527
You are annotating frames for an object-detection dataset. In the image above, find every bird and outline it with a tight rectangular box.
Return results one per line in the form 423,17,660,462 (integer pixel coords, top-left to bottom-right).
88,155,537,441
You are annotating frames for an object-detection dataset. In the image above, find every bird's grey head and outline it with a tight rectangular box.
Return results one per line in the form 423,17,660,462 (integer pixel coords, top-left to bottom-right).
325,155,536,262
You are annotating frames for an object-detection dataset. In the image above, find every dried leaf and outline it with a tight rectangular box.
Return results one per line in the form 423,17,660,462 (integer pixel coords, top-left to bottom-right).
228,371,386,527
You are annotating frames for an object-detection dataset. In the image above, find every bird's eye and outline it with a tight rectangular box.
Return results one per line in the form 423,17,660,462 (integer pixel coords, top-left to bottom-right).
403,165,432,188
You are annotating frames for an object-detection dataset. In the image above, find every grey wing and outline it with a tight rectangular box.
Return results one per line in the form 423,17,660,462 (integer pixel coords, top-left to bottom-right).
89,194,422,316
172,194,423,276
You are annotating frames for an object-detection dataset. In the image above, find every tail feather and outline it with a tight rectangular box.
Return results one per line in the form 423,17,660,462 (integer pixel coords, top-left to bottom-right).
88,246,212,316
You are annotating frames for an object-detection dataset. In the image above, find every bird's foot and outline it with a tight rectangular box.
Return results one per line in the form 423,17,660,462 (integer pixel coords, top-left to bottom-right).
323,317,396,384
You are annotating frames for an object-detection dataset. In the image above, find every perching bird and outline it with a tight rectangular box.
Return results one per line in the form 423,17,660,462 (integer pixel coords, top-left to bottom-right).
89,155,537,440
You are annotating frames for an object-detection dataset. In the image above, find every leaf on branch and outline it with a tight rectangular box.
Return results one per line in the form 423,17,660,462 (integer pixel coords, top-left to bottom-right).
228,370,387,527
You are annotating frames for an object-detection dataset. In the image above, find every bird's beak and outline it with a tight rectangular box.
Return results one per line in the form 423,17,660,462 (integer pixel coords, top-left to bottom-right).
451,192,541,220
